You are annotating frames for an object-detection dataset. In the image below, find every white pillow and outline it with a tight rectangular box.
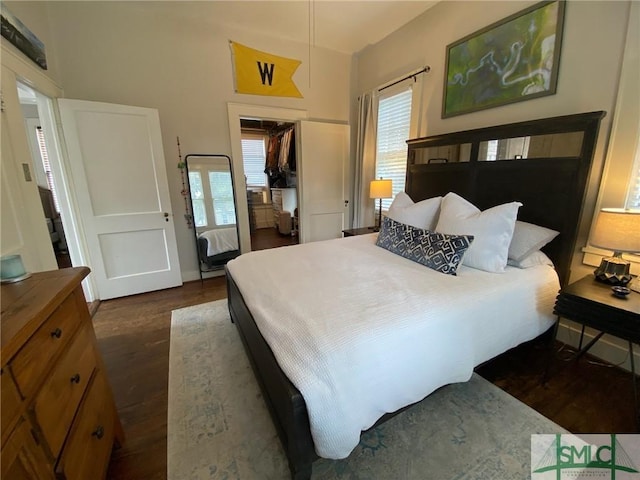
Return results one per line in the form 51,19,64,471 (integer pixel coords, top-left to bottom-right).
508,221,559,262
387,192,442,230
507,250,554,269
435,192,521,273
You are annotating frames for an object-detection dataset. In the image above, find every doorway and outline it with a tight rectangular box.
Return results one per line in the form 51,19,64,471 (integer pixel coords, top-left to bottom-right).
240,118,299,251
229,104,350,252
17,82,71,269
227,104,308,254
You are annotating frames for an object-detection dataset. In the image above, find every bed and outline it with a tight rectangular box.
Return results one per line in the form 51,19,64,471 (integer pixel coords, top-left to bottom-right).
225,111,605,479
196,228,240,270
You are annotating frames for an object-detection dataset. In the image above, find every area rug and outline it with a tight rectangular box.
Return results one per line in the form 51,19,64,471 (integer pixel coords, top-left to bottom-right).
168,299,565,479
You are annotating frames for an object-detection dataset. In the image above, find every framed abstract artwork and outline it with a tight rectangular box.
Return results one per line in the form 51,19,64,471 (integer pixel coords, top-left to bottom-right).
442,1,565,118
1,4,47,70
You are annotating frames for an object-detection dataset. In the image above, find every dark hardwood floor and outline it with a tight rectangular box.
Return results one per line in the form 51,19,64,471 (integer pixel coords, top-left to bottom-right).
93,277,227,480
475,338,637,433
251,227,298,251
92,277,637,479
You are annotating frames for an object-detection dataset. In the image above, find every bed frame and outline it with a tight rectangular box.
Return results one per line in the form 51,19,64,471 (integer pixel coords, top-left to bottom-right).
226,111,605,479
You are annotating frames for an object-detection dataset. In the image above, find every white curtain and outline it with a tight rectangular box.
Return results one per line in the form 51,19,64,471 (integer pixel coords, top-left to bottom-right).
352,91,378,228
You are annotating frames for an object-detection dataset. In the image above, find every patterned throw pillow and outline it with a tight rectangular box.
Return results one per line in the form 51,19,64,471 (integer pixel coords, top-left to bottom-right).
376,216,474,275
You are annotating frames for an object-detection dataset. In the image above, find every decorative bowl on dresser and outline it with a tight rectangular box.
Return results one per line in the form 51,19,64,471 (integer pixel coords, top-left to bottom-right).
1,267,123,479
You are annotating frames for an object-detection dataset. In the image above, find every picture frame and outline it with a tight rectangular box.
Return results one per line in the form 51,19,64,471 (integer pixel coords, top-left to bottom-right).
442,1,565,119
1,4,47,70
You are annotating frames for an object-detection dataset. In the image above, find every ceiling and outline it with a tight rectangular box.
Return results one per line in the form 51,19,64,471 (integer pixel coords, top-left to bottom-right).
164,1,439,55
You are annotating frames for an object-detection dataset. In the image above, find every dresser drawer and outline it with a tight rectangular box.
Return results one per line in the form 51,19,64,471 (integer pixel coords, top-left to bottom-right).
1,368,22,444
33,325,96,457
56,371,115,480
1,417,55,480
11,294,81,398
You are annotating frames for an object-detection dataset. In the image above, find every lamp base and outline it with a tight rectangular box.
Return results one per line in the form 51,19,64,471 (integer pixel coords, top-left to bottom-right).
593,254,632,286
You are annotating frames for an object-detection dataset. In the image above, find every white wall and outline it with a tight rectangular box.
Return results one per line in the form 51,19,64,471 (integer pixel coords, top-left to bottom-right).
354,0,638,371
5,0,632,286
354,0,631,283
2,1,61,84
6,1,351,281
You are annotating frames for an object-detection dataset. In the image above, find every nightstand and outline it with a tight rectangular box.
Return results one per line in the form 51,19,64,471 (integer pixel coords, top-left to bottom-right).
342,227,377,237
548,274,640,426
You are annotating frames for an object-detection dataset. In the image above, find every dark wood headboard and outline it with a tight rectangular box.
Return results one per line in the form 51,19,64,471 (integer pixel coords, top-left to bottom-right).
405,111,606,286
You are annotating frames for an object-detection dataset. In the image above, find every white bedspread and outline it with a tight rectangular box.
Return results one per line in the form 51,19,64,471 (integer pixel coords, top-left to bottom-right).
199,228,238,256
226,234,558,459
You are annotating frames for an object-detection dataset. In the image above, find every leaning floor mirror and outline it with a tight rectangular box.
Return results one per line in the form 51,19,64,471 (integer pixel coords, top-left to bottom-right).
185,154,240,279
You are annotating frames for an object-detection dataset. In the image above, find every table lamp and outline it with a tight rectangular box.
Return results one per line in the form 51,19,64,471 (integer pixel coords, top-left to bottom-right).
369,178,392,232
590,208,640,285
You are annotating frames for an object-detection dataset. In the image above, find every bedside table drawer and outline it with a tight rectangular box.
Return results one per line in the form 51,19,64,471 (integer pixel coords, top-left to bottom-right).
56,371,115,480
34,325,96,457
11,294,81,398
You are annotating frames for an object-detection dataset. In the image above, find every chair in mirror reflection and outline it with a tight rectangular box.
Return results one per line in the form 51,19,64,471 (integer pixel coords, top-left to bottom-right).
185,154,240,278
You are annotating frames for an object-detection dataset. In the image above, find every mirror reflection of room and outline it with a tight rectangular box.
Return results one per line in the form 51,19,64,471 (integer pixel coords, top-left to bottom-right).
185,155,240,275
240,119,299,251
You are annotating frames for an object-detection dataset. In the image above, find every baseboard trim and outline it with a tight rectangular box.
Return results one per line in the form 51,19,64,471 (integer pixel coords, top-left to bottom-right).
181,268,226,283
556,320,640,374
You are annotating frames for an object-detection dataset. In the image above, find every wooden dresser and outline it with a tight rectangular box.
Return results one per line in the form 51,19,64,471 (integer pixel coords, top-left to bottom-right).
1,267,123,479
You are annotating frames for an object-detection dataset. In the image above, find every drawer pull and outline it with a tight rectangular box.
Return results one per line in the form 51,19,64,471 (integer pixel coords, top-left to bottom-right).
51,328,63,339
92,425,105,440
70,373,81,384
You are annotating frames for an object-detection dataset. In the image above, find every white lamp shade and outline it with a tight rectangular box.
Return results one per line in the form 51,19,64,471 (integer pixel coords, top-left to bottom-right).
369,179,392,199
590,208,640,253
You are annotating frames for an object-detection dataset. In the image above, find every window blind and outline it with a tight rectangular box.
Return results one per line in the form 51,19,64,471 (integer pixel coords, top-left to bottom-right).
36,126,61,213
375,88,412,211
241,134,267,187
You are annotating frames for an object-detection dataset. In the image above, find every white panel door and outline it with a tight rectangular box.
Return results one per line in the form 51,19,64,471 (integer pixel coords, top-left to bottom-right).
298,121,350,243
57,99,182,299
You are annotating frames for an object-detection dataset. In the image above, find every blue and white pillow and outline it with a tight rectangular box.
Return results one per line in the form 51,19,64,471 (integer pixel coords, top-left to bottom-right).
376,216,474,275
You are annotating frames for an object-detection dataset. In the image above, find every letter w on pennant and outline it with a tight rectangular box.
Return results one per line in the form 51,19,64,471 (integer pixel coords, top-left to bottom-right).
257,62,275,86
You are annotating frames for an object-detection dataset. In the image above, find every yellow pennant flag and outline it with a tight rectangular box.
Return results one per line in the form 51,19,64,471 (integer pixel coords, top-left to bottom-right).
230,41,303,98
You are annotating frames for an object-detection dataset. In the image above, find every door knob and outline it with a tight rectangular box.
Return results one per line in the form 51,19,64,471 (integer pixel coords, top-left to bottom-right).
164,212,170,222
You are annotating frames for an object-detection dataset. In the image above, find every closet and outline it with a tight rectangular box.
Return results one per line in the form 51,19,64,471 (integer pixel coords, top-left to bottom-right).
241,120,299,248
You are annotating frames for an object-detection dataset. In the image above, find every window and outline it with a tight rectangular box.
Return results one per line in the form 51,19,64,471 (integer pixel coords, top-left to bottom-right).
188,171,207,227
188,169,237,228
375,87,412,211
485,140,499,161
241,133,267,187
209,171,236,225
36,126,60,213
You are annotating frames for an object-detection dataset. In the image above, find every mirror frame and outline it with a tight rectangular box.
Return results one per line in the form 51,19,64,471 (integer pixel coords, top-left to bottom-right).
184,154,241,279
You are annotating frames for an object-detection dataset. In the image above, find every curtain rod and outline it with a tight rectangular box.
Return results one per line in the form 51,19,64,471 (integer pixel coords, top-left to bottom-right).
378,66,431,92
